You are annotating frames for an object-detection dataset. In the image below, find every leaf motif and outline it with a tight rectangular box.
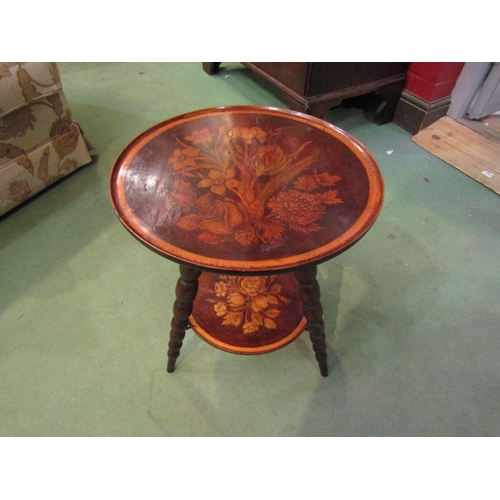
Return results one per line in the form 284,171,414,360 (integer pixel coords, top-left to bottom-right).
277,295,291,305
47,93,63,117
263,318,277,329
173,192,195,209
196,191,213,212
48,63,60,84
16,66,40,101
251,313,264,325
294,174,318,192
251,296,269,312
60,157,78,173
243,322,259,334
199,218,233,235
289,140,311,160
0,62,17,80
285,155,314,180
255,218,285,242
16,155,34,175
0,108,36,140
264,309,281,319
222,311,243,327
174,178,193,193
258,155,314,202
8,180,32,203
177,213,201,230
51,121,79,158
316,172,341,186
252,127,266,143
266,295,279,305
318,189,343,205
234,226,255,246
38,146,50,183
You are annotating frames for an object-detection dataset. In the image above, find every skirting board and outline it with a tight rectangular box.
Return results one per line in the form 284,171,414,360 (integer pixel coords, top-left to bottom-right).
411,116,500,195
393,91,451,135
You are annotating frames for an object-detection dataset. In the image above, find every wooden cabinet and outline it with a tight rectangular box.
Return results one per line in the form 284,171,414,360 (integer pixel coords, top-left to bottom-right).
203,62,408,124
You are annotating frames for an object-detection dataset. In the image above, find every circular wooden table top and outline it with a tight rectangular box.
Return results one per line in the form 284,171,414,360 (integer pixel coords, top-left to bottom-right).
110,106,384,274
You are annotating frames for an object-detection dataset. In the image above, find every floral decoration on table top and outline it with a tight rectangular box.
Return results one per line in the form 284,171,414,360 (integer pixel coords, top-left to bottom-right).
167,124,344,247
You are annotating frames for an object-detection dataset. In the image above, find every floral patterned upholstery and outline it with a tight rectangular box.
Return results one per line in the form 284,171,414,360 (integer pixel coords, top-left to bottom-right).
0,62,93,216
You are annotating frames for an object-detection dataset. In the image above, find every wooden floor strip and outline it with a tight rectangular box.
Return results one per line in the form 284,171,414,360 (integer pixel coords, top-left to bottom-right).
411,116,500,195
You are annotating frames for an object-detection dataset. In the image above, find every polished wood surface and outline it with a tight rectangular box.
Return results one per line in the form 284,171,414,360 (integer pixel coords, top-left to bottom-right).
110,106,384,275
110,106,384,376
204,63,408,123
190,272,307,354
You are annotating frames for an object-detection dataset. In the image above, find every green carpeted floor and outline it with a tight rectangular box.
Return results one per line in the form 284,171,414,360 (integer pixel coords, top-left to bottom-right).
1,62,499,436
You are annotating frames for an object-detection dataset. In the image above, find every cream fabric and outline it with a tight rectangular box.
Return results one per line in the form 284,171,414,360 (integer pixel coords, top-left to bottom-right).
0,62,93,216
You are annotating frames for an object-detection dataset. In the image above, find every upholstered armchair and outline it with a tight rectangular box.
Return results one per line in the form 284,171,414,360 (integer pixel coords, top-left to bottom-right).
0,62,93,217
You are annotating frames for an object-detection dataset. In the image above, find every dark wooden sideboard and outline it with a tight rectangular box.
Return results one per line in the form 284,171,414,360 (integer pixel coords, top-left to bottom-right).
203,62,409,124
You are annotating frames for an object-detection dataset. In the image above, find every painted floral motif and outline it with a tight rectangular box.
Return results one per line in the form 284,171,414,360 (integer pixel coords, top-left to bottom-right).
207,275,290,334
169,124,343,246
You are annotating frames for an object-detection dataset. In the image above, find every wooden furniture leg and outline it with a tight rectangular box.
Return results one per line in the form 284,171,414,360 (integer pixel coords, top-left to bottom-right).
167,265,202,373
202,62,221,75
287,97,342,119
375,82,405,125
295,266,328,377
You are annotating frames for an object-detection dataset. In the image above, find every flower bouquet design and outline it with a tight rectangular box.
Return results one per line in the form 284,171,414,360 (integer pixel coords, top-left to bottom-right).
168,125,344,247
208,275,291,334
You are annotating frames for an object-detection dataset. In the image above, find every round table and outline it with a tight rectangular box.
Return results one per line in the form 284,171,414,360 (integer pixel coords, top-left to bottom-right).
110,106,384,376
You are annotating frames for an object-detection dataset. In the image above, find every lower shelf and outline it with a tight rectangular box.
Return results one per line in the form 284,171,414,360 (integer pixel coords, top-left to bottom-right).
189,272,307,355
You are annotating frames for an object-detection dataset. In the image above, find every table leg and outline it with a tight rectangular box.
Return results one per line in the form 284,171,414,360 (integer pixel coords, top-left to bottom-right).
167,265,202,373
295,266,329,377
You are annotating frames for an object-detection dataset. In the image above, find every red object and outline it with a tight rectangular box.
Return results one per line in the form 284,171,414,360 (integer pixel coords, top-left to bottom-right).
405,62,465,102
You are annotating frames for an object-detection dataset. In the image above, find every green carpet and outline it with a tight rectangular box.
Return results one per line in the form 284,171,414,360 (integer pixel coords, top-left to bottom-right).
1,62,499,436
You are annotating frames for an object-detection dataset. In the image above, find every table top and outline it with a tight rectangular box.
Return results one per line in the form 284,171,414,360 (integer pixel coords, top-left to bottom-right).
110,106,384,274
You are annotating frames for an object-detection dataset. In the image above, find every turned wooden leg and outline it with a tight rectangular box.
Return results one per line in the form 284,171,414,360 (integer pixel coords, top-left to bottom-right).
295,266,328,377
167,265,202,373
